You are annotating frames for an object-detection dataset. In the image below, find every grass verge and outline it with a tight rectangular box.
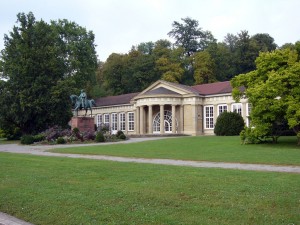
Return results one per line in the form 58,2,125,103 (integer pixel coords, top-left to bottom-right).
0,153,299,225
51,136,300,165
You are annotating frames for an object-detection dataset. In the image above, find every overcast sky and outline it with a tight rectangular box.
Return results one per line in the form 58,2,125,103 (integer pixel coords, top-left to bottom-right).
1,0,299,61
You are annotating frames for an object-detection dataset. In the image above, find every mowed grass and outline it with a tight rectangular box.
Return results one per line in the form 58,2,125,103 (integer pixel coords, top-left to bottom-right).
0,153,299,225
51,136,300,165
0,138,19,145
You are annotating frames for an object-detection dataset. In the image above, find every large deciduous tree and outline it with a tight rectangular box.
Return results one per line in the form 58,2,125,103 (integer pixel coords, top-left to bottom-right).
0,12,97,136
232,47,300,144
168,17,216,56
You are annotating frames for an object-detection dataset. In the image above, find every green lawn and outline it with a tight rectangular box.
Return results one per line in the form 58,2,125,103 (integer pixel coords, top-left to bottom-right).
51,136,300,165
0,138,19,145
0,153,299,225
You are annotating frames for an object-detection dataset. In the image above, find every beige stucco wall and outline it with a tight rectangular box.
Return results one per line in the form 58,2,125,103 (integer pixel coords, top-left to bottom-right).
76,91,248,136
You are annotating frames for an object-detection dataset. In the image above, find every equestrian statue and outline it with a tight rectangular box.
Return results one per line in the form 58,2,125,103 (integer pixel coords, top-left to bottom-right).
70,90,96,116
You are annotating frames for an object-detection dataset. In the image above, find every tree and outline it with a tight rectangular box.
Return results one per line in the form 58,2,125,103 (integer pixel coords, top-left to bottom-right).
168,17,216,56
193,50,216,84
232,48,300,144
0,12,97,135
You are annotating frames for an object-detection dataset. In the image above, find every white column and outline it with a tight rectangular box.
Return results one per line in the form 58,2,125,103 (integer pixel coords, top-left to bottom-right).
160,104,165,134
172,105,176,133
124,112,128,134
148,105,153,134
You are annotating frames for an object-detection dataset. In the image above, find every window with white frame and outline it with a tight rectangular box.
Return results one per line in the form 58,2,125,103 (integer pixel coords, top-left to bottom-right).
232,103,242,115
119,113,125,131
104,114,110,128
204,105,214,129
246,103,252,127
96,114,102,127
218,104,228,116
111,113,118,132
128,112,134,131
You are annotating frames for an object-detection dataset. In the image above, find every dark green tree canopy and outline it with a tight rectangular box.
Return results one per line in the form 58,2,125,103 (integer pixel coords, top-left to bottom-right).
168,17,216,56
0,12,97,135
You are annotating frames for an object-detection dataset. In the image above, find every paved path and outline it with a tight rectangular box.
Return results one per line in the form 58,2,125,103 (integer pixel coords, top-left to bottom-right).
0,137,300,174
1,137,300,224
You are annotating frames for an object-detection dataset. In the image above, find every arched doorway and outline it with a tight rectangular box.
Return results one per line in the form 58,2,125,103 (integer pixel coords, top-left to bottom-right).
153,110,177,134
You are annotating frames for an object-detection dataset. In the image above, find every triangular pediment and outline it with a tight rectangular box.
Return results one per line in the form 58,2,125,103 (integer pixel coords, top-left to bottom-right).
132,80,199,100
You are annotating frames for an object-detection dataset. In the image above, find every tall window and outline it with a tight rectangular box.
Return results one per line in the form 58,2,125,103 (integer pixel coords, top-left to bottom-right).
104,114,110,128
232,103,242,115
218,104,227,116
128,112,134,131
204,106,214,129
119,113,125,131
246,103,252,127
96,114,102,127
111,113,118,132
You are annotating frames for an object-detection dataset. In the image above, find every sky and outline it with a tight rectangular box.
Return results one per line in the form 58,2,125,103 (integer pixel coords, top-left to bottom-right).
1,0,299,62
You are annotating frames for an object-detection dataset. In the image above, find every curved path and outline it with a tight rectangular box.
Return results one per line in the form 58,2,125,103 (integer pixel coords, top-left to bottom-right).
1,137,300,225
0,137,299,174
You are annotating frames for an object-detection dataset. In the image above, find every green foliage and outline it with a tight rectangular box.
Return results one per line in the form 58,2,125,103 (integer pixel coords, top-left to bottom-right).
168,17,216,56
20,135,35,145
56,137,66,144
0,129,4,138
72,127,80,135
0,12,97,135
214,112,245,136
118,133,126,140
193,51,216,84
33,134,45,142
116,130,124,138
232,46,300,144
95,132,105,142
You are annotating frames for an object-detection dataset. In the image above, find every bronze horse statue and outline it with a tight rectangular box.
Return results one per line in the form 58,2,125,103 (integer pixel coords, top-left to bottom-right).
70,94,96,116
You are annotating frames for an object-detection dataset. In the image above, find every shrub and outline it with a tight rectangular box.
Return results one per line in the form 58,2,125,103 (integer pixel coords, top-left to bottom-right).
72,127,80,135
21,135,35,145
214,112,245,136
82,131,95,141
56,137,66,144
119,133,126,140
33,134,45,142
116,130,124,138
95,132,105,142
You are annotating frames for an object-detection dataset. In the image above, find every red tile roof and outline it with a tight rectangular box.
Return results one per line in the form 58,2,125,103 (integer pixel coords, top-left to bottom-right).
191,81,232,95
95,92,139,107
94,81,236,107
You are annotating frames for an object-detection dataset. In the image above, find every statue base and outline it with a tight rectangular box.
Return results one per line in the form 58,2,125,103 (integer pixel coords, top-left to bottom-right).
71,117,95,133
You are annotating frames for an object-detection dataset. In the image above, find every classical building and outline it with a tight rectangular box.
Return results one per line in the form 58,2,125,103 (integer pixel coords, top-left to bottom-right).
77,80,250,135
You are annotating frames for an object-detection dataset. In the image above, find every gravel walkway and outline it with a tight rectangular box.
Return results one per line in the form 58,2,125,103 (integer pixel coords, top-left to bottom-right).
0,137,299,174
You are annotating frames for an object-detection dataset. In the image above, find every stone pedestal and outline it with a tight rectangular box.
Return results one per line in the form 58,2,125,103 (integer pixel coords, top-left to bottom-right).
71,117,95,132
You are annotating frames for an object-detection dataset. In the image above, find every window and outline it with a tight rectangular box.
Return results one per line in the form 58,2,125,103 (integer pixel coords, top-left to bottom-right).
232,103,242,115
204,105,214,129
96,114,102,127
119,113,125,131
218,104,228,116
246,103,252,127
153,110,175,133
111,113,118,132
128,112,134,131
104,114,110,128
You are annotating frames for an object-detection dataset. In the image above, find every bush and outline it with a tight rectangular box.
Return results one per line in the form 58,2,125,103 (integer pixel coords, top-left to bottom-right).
214,112,245,136
56,137,66,144
21,135,35,145
95,132,105,142
116,130,124,138
119,133,126,140
72,127,80,135
82,131,95,141
33,134,45,142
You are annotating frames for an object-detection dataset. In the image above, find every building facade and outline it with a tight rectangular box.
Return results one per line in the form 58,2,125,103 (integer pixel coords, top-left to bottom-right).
77,80,250,135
